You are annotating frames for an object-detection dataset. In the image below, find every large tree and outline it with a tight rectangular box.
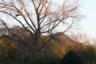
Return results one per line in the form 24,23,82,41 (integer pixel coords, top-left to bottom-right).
0,0,82,55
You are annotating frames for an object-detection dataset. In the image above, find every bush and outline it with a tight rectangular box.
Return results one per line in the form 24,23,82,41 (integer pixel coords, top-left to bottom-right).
59,51,84,64
27,53,59,64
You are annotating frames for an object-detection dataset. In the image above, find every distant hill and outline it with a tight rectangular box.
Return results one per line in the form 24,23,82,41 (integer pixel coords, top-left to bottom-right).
51,32,77,44
0,32,77,45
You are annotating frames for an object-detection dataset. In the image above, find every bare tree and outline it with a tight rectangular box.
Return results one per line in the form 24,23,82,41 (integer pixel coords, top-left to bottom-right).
0,0,82,55
91,38,96,45
69,32,92,44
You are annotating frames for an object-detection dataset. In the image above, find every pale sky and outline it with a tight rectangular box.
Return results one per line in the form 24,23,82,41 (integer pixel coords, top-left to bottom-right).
54,0,96,38
80,0,96,38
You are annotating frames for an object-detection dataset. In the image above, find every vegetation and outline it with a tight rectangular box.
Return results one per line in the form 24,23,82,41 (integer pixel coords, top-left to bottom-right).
0,38,21,64
0,41,8,60
1,34,96,64
27,53,59,64
59,51,84,64
1,33,96,64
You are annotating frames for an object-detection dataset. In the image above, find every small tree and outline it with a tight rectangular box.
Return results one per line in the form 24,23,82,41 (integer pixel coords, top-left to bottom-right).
59,51,84,64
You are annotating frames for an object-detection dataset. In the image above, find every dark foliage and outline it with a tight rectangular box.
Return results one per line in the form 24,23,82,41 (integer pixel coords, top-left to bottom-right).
24,57,30,64
59,51,84,64
27,53,59,64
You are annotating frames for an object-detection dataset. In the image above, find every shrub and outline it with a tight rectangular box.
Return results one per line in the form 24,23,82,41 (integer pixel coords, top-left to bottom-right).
27,53,59,64
59,51,84,64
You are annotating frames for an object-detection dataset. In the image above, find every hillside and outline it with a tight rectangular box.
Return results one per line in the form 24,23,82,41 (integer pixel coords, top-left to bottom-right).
51,32,77,44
